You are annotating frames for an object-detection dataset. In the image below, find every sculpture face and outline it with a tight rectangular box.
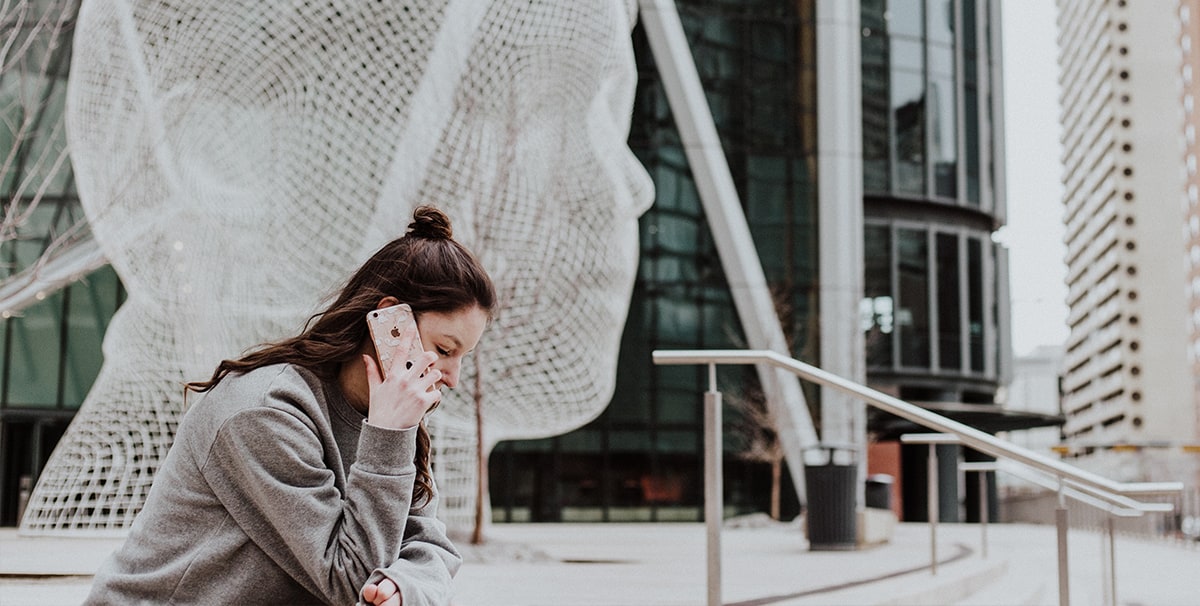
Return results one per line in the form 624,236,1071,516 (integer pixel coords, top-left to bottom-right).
24,0,652,531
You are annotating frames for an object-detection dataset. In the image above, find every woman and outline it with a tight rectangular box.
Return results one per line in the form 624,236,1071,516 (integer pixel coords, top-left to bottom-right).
86,206,496,606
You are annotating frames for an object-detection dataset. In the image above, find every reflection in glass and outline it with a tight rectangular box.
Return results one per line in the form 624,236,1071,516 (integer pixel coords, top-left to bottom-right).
968,237,985,371
6,293,63,407
930,76,957,198
936,233,961,369
863,224,894,367
892,70,925,195
888,0,925,38
898,228,930,367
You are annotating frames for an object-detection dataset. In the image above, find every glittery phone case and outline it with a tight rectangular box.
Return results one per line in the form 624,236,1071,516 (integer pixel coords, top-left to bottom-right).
366,303,425,378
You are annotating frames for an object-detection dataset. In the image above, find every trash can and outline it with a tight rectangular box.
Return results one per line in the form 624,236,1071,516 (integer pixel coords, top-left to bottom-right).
865,474,894,510
804,447,858,551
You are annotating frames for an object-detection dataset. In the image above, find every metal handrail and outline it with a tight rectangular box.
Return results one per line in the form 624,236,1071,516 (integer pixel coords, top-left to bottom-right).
996,460,1158,517
652,349,1184,606
902,432,1171,606
899,433,1175,513
653,350,1183,496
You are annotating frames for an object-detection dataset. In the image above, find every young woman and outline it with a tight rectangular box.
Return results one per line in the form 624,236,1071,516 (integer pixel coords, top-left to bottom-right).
86,206,496,606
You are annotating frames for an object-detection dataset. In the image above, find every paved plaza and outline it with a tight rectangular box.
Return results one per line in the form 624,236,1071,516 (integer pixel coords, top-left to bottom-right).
1,519,1196,605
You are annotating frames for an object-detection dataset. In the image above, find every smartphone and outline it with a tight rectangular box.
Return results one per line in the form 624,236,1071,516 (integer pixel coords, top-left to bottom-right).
366,303,426,378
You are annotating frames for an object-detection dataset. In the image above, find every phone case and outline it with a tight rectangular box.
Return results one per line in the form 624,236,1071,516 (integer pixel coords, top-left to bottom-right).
366,303,426,378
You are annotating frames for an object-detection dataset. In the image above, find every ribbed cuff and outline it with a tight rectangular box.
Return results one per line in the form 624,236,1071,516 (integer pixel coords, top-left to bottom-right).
355,421,417,475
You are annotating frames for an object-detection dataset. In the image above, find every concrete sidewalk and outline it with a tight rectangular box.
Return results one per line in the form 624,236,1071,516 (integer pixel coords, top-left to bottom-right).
1,520,1196,605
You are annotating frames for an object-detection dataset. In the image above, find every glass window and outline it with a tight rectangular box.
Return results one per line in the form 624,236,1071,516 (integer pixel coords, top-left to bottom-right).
656,297,700,343
888,0,925,38
936,233,961,370
897,228,930,367
890,38,924,72
927,0,955,46
656,430,698,454
863,224,894,367
964,86,981,206
5,292,63,407
559,429,603,453
656,389,699,424
862,56,891,192
891,70,925,195
655,212,700,255
61,266,122,407
930,75,957,198
967,237,985,372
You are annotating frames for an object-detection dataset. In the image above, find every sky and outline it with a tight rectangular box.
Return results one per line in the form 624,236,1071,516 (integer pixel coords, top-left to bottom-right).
995,0,1070,357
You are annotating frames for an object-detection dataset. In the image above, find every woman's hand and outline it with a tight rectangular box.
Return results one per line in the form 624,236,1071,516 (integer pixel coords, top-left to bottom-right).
361,578,401,606
362,351,442,430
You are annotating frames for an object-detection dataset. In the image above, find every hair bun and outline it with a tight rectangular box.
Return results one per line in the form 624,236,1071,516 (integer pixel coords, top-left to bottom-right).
408,205,454,240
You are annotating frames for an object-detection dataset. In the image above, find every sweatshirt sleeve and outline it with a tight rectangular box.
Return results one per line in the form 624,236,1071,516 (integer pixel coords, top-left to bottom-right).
360,484,462,606
200,406,430,606
357,428,462,606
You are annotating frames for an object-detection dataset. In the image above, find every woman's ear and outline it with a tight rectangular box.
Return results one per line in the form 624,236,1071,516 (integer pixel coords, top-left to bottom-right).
376,296,400,310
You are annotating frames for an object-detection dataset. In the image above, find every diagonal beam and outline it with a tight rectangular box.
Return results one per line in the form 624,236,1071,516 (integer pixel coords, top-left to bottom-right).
638,0,820,502
0,235,107,316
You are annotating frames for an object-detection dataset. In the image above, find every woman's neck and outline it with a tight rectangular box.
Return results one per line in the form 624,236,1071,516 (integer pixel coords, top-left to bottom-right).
338,347,371,415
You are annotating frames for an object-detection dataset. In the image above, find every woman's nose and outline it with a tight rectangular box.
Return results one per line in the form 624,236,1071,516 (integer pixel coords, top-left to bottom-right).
439,359,461,388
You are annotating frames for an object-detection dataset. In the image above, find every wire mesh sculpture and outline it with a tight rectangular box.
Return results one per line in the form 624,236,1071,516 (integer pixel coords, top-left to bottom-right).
21,0,653,533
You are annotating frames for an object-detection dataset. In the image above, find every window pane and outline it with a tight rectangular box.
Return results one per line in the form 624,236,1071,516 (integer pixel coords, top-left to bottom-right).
863,225,894,367
891,70,925,195
862,35,891,193
888,0,925,38
897,228,930,367
61,266,121,407
6,291,63,407
968,238,985,371
927,0,955,45
930,75,957,198
936,233,961,370
965,86,981,206
890,38,924,72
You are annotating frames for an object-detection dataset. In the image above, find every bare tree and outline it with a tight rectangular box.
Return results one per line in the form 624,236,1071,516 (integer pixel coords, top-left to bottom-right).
724,281,820,519
470,351,487,545
1,1,93,304
726,382,785,519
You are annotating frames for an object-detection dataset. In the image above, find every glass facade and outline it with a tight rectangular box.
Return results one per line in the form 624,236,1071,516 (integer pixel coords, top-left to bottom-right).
859,0,1002,401
0,0,126,526
861,221,995,381
0,0,1009,526
491,0,819,523
863,0,989,209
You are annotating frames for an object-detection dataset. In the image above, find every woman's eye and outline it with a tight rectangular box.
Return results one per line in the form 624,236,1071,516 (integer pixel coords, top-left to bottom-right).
437,348,450,356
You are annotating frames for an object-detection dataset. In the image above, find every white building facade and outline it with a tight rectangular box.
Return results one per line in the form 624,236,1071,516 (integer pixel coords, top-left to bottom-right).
1056,0,1196,482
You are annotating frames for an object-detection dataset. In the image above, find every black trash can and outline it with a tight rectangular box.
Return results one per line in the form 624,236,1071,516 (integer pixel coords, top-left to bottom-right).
865,474,894,510
804,448,858,551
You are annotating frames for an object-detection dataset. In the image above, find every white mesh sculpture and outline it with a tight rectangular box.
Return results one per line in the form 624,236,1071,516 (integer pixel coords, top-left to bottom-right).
22,0,653,533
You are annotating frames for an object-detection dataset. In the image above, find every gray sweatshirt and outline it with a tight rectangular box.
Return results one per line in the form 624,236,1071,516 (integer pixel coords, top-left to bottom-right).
86,363,461,605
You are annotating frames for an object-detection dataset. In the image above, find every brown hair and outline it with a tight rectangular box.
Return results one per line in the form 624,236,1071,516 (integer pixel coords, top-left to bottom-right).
186,205,496,506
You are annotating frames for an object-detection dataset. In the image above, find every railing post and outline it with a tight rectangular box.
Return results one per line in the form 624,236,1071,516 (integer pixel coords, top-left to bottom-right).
653,351,1184,605
979,471,989,558
928,443,939,575
960,461,997,559
704,363,722,606
1105,514,1117,606
1056,482,1071,606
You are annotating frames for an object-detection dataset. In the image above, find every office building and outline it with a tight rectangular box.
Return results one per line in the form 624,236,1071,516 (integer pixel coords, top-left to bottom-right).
1054,0,1197,482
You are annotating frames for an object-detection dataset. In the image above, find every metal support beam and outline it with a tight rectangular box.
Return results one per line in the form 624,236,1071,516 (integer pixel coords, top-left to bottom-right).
0,236,106,316
638,0,820,501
